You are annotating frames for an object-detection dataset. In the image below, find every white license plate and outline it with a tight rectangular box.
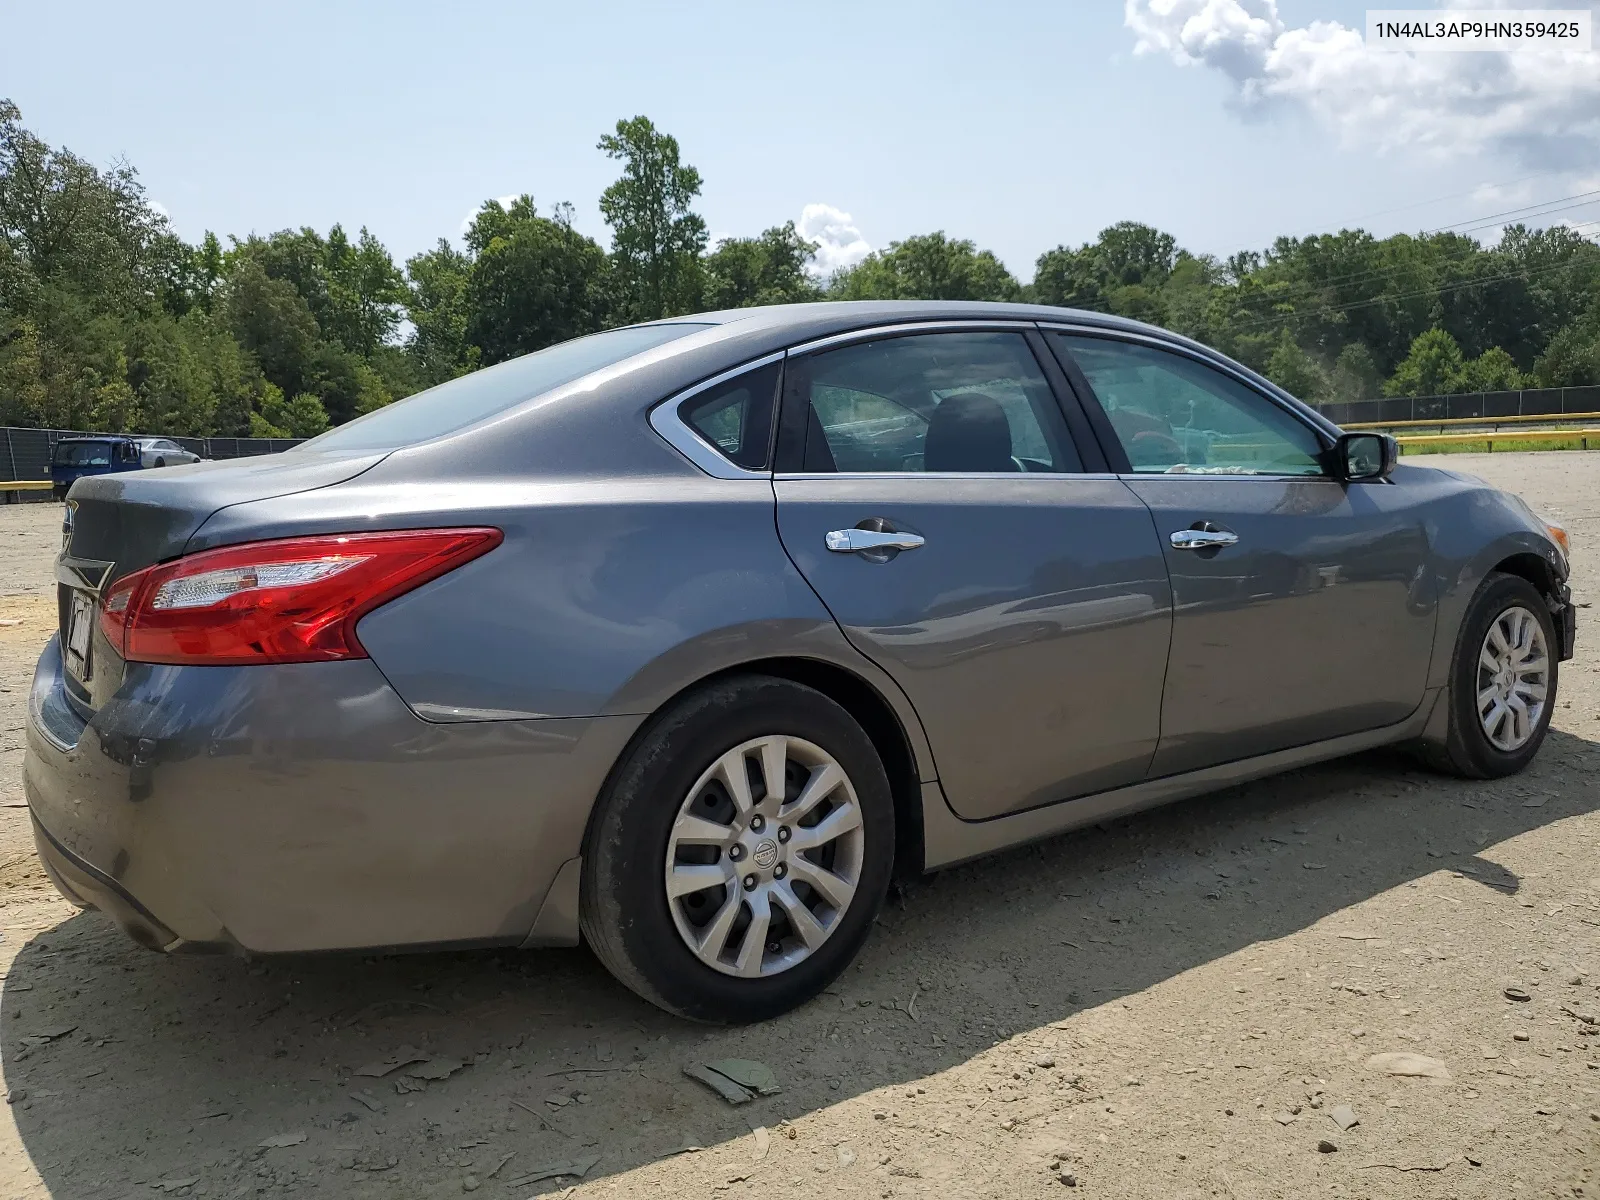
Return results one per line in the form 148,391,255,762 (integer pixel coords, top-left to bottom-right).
65,591,94,680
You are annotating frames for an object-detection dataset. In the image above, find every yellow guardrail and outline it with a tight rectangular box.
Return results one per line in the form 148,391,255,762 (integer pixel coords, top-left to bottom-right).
1347,411,1600,431
1395,428,1600,451
0,480,53,490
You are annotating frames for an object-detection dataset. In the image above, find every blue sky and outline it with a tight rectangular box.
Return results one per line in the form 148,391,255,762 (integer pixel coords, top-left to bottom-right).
3,1,1596,279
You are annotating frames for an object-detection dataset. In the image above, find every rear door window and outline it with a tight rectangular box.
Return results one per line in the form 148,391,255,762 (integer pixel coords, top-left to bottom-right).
790,331,1081,473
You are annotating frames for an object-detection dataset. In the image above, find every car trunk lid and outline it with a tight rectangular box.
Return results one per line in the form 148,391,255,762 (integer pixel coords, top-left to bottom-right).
57,449,385,712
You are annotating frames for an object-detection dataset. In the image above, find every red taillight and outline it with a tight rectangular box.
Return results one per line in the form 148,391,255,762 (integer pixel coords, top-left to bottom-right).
98,528,502,666
98,571,140,657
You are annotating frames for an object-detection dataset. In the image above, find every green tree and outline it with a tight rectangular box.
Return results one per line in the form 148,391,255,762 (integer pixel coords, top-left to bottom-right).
1106,284,1168,327
1327,342,1382,403
830,232,1021,301
250,384,329,438
321,225,407,355
0,99,169,310
1384,327,1467,397
219,257,321,398
597,116,707,320
1459,346,1526,392
462,196,609,366
1265,330,1329,400
1031,244,1105,310
405,239,476,384
702,222,821,308
1532,322,1600,387
1096,221,1178,287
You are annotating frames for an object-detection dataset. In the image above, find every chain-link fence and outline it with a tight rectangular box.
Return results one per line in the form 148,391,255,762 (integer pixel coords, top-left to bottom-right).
1315,385,1600,426
1,427,303,495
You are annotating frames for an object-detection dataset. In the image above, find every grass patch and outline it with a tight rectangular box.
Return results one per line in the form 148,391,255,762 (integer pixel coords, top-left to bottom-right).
1399,432,1600,454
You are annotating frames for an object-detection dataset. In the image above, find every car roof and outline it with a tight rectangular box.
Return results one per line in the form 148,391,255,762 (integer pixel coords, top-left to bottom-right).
659,299,1169,339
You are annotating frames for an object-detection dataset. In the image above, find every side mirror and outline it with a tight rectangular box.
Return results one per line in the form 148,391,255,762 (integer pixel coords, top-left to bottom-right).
1332,432,1397,482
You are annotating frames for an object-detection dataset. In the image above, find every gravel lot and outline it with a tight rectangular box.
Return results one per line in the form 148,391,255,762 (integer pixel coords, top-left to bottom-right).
0,453,1597,1199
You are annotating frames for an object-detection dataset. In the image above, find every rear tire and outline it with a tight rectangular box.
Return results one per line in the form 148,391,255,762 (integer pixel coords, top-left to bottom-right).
581,675,894,1022
1417,572,1558,779
153,456,166,468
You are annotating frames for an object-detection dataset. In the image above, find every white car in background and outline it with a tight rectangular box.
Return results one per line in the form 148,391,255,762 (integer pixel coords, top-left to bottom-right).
132,438,202,468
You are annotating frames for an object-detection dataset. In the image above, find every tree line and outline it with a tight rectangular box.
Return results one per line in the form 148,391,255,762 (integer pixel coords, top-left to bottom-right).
3,100,1598,439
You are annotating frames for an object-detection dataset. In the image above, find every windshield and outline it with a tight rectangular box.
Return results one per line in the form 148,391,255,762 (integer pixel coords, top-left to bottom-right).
299,323,712,453
53,441,114,467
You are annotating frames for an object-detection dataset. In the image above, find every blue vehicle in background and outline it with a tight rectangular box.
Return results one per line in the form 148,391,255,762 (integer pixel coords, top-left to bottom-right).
50,436,201,499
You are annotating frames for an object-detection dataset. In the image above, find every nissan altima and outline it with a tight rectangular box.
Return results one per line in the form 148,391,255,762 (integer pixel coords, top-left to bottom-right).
25,302,1575,1022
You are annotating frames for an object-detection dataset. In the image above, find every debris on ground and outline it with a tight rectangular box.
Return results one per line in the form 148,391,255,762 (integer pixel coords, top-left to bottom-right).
1366,1052,1451,1080
655,1135,705,1160
406,1056,466,1081
353,1046,428,1077
683,1060,781,1104
1329,1104,1359,1131
19,1025,75,1046
258,1132,307,1149
502,1152,601,1189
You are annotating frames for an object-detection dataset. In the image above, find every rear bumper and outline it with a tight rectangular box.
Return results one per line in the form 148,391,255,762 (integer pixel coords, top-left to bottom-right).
32,815,182,950
24,635,639,953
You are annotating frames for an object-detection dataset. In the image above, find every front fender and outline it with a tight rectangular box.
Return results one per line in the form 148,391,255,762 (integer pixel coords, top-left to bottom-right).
1422,480,1569,689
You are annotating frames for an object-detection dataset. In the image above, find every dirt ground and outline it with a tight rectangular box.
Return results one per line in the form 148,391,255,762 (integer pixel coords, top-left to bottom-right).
0,454,1598,1200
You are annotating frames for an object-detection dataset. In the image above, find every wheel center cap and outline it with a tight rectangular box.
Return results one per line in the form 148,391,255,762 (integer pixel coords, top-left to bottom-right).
752,839,780,870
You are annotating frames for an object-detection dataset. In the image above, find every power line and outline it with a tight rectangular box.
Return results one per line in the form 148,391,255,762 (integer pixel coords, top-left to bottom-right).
1214,191,1600,311
1216,167,1570,257
1429,189,1600,234
1225,254,1594,334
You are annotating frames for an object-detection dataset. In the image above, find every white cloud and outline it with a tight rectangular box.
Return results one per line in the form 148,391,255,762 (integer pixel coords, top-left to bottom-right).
1124,0,1600,168
147,199,169,220
797,203,872,277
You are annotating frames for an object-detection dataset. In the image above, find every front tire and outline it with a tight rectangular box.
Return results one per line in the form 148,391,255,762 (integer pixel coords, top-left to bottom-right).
581,675,894,1022
1420,572,1558,778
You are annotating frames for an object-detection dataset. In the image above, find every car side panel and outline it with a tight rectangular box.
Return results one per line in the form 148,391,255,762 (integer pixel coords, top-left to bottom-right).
1126,474,1437,776
775,475,1173,818
187,475,941,781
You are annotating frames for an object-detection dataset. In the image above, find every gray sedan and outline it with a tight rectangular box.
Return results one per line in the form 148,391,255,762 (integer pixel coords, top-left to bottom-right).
133,438,202,468
25,302,1575,1022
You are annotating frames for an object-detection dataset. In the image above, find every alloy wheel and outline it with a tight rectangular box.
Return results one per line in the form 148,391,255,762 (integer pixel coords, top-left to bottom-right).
663,734,864,978
1475,604,1549,752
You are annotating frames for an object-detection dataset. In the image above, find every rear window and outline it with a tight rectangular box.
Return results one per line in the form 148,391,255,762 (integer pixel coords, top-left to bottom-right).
53,441,114,467
298,323,712,453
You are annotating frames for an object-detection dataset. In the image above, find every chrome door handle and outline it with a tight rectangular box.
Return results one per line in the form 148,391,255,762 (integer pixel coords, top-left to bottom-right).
825,529,925,553
1170,528,1239,550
